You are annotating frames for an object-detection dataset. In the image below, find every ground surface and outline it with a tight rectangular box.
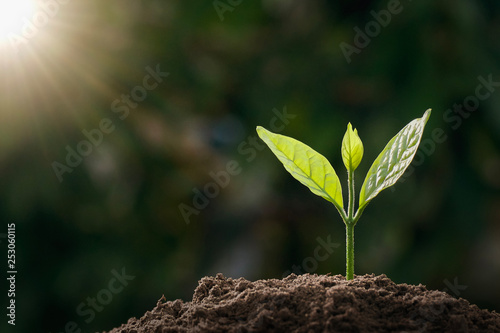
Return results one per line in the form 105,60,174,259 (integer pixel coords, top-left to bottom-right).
104,273,500,332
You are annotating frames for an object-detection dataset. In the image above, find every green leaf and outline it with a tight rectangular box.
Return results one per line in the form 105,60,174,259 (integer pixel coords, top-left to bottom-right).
359,109,431,209
257,126,344,211
341,123,364,172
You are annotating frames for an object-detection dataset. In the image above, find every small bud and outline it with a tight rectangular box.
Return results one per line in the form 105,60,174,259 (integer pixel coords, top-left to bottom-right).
341,123,364,171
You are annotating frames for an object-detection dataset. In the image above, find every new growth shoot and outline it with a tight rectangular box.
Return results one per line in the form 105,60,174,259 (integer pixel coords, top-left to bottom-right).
257,109,431,280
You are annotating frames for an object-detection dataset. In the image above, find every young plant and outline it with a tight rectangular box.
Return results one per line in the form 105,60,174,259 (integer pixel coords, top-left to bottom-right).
257,109,431,280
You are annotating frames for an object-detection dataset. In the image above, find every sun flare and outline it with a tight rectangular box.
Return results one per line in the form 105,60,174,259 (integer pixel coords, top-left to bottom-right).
0,0,37,42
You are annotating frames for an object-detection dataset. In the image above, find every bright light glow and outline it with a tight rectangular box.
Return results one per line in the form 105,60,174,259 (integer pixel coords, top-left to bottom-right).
0,0,37,42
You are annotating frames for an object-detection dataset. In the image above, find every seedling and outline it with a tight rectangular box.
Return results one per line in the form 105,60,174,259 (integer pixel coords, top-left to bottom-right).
257,109,431,280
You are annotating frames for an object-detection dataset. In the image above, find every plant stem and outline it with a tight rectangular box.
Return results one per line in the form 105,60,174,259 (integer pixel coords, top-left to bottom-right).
346,169,355,280
347,170,355,220
353,204,366,226
346,222,354,280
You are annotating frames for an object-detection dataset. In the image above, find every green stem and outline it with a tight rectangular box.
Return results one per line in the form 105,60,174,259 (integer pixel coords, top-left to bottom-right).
346,222,354,280
353,204,366,226
346,169,355,280
347,170,355,220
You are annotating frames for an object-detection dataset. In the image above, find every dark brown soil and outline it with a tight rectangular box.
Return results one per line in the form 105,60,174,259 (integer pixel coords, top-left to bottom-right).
104,273,500,333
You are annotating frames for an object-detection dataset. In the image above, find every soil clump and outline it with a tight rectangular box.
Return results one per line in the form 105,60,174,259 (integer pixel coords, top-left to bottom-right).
104,273,500,332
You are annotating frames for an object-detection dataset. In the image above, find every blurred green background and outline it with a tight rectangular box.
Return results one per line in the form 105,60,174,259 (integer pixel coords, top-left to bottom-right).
1,0,500,332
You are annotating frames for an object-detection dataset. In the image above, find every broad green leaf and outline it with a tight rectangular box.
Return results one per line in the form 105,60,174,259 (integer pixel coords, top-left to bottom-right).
359,109,431,209
257,126,344,210
341,123,364,172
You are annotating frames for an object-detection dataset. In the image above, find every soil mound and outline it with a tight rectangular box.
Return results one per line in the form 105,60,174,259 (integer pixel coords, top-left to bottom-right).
104,273,500,332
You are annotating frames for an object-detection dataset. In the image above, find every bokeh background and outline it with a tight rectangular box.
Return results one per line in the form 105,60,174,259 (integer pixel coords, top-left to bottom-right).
1,0,500,332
